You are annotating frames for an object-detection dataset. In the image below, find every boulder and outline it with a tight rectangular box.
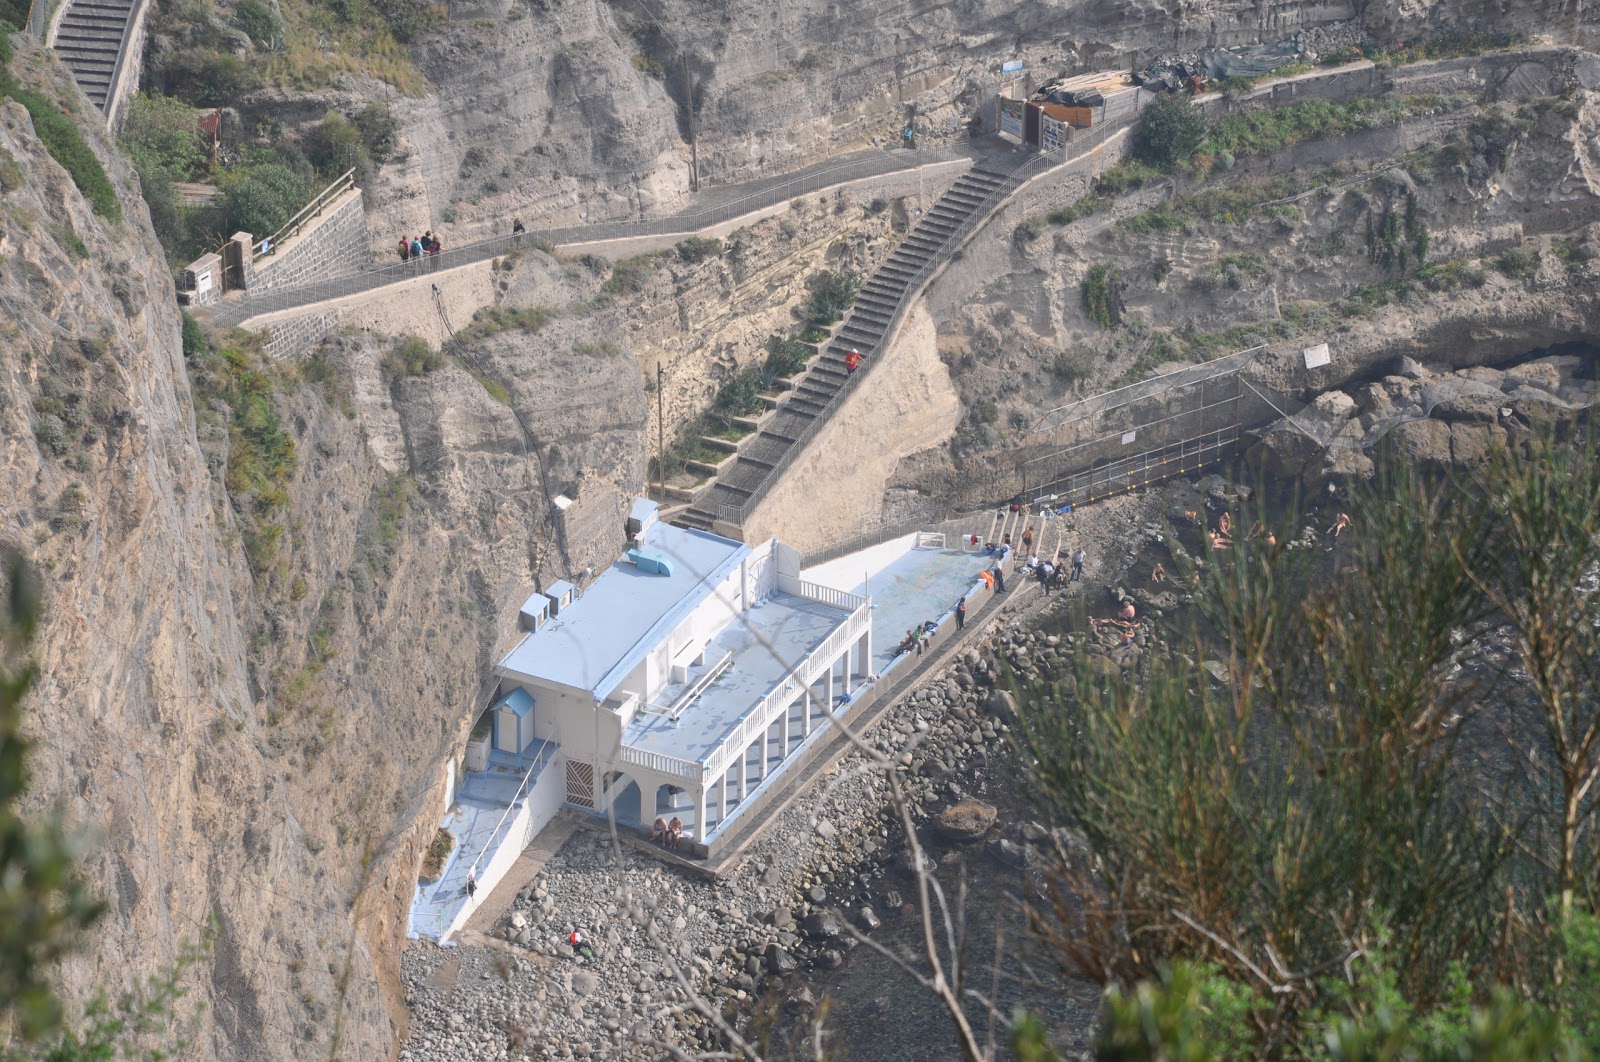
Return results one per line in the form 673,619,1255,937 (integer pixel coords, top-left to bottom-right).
1311,390,1358,419
765,944,799,975
859,906,881,930
935,799,998,842
571,970,597,997
801,908,848,940
1422,378,1505,424
981,689,1018,724
1387,418,1453,472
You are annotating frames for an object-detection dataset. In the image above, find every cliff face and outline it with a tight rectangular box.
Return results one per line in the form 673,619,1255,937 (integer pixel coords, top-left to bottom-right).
2,31,648,1059
366,0,1598,249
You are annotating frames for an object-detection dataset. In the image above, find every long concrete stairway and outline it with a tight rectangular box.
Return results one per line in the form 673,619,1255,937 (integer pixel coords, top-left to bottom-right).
51,0,136,115
678,157,1035,533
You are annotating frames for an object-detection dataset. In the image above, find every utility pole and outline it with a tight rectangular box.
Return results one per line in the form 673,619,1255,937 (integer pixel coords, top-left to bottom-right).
657,363,667,502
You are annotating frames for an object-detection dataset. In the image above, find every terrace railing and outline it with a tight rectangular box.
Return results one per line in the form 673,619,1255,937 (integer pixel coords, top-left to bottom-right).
252,168,357,262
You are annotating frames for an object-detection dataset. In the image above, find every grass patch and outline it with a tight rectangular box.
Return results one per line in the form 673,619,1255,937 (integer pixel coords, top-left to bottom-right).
675,236,722,264
1081,264,1118,330
1494,247,1539,281
460,304,555,342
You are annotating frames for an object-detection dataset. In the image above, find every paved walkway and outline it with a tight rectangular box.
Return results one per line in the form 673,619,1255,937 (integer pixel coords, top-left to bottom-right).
207,144,980,327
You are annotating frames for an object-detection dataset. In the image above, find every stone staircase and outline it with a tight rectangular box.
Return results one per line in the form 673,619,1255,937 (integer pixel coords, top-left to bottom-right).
677,157,1034,533
51,0,136,115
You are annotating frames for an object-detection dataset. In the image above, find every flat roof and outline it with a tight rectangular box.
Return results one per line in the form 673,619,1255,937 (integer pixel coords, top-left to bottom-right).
622,591,851,764
499,523,750,703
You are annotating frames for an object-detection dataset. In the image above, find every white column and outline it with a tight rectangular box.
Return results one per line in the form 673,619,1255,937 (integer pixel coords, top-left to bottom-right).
803,687,813,736
825,662,835,711
694,785,708,839
737,746,748,802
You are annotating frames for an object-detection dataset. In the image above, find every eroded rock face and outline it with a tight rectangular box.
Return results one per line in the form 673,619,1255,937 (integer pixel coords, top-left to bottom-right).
2,34,649,1062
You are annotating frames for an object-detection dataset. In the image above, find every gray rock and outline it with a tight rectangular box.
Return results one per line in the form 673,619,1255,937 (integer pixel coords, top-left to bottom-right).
765,944,799,974
859,906,881,930
571,970,597,997
807,885,827,904
801,908,847,940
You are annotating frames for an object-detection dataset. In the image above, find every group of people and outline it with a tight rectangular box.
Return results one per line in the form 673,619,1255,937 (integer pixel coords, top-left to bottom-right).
650,816,686,849
897,619,941,657
398,231,444,265
1090,598,1141,648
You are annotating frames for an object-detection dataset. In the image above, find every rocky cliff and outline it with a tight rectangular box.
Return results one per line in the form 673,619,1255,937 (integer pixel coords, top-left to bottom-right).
3,29,648,1060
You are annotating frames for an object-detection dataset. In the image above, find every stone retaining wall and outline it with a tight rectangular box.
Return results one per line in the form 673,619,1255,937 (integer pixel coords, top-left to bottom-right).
248,187,371,296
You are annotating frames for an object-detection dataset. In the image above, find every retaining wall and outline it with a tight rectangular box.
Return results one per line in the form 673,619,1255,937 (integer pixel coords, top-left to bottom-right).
248,187,371,296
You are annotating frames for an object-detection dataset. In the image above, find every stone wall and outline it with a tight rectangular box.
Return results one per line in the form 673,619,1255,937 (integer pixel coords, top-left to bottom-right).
248,187,372,296
258,309,344,361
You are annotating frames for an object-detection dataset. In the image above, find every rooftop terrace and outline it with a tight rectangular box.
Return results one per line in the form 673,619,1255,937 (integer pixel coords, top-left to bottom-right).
805,534,996,675
499,523,749,702
623,591,852,765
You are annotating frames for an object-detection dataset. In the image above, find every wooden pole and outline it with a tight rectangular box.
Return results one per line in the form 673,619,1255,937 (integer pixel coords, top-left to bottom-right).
657,363,667,503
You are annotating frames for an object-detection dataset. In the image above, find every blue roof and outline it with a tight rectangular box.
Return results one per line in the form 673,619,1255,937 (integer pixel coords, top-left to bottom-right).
496,688,534,718
630,498,659,524
498,523,750,703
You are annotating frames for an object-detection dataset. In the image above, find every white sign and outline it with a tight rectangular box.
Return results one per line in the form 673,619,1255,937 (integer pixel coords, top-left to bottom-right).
1121,431,1137,445
1303,343,1331,369
195,270,213,295
1002,60,1025,73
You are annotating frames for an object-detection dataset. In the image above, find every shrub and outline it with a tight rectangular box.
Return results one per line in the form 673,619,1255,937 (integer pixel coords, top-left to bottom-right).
381,336,443,381
151,49,260,107
372,0,443,44
1048,347,1092,381
1135,94,1210,168
805,269,860,329
354,102,398,163
675,236,722,264
1494,247,1538,280
304,111,371,184
1082,264,1118,329
222,164,307,239
1045,197,1104,225
716,367,765,418
0,144,19,193
765,336,813,378
119,94,203,183
232,0,280,46
601,253,662,296
181,313,210,359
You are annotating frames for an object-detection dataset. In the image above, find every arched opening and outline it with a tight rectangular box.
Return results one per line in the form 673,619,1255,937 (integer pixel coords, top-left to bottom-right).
601,770,643,828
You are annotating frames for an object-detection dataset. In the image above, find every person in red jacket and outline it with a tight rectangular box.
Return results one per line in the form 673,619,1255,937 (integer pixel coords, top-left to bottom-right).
845,349,863,375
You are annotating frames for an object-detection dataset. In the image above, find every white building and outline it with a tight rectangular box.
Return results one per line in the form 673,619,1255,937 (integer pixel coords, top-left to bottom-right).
496,500,872,849
411,500,874,941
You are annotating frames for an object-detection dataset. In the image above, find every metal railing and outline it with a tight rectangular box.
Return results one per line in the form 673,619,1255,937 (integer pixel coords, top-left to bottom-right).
696,115,1138,527
1032,429,1243,507
775,574,867,612
209,147,967,326
252,168,357,262
465,737,557,877
100,0,147,123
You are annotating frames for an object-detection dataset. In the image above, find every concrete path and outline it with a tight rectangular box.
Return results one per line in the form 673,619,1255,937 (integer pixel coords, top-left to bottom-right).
207,144,979,327
461,811,582,937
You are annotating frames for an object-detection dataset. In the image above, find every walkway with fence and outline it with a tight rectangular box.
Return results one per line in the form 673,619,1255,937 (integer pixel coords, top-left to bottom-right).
206,143,979,327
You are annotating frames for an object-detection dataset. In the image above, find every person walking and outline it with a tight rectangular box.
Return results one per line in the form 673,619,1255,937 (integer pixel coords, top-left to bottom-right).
992,563,1007,593
1021,527,1034,553
955,597,966,631
465,865,476,899
398,236,410,262
845,349,863,375
1070,547,1086,583
409,235,424,262
512,216,526,242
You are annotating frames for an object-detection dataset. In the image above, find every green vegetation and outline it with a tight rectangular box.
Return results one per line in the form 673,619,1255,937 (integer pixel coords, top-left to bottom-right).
631,54,666,80
304,104,397,191
1081,264,1118,330
1416,258,1489,292
459,304,555,342
1047,346,1092,382
0,38,120,221
601,252,664,297
764,336,814,378
349,472,413,597
1203,94,1424,159
380,335,443,381
675,236,723,264
182,321,296,580
1494,246,1539,281
804,269,861,330
452,358,510,406
1016,438,1600,1057
1552,237,1591,271
221,163,307,241
1134,94,1210,168
1380,29,1524,66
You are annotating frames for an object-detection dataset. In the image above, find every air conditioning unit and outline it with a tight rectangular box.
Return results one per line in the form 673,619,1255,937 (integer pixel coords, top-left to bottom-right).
519,592,551,631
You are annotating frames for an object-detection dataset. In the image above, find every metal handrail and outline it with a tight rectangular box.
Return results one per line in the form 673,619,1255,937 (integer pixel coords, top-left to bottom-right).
465,737,555,878
253,168,357,261
697,116,1138,526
